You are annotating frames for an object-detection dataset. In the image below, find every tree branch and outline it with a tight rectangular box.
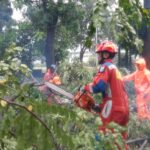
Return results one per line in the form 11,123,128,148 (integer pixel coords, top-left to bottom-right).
139,140,148,150
126,137,150,144
0,97,60,150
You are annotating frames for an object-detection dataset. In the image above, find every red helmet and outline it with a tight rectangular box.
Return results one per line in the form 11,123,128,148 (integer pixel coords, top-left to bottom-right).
96,41,106,53
96,41,118,53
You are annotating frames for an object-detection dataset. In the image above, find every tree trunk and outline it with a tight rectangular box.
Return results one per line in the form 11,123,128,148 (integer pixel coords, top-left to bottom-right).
125,49,129,67
142,0,150,70
142,29,150,70
45,25,56,68
79,45,86,62
28,48,32,69
42,0,58,68
129,49,132,69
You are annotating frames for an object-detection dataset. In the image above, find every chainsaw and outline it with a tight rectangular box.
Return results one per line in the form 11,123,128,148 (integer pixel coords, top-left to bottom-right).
45,82,74,99
27,74,97,109
45,82,101,113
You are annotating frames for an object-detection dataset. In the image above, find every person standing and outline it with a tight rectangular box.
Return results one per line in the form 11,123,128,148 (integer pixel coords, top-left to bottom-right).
123,57,150,120
40,64,62,104
74,41,129,149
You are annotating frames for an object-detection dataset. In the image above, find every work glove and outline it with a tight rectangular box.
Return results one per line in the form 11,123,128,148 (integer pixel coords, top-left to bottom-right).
79,83,93,93
84,84,90,92
79,86,86,93
85,83,93,93
91,104,101,113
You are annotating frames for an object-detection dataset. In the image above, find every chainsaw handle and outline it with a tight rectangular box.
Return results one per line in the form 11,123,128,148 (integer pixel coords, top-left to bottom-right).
75,90,86,102
91,104,101,113
78,85,86,93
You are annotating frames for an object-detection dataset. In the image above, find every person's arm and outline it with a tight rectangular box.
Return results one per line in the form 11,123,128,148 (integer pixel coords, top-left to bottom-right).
84,66,109,97
74,65,109,113
123,72,135,82
81,66,109,113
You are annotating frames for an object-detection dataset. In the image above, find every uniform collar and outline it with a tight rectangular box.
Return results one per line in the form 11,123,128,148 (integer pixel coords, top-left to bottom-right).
104,59,113,63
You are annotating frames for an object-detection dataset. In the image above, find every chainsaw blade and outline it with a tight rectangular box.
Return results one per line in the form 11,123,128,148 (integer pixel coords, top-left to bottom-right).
45,82,74,100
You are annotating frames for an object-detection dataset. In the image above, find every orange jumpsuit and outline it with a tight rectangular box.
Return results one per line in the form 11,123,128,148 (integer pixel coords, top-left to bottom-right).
41,69,62,104
85,59,129,127
123,58,150,120
43,69,54,81
84,59,129,149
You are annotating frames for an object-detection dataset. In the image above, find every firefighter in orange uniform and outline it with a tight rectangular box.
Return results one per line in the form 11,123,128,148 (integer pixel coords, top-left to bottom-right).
123,57,150,120
40,64,62,104
43,65,61,84
43,68,52,81
74,41,129,149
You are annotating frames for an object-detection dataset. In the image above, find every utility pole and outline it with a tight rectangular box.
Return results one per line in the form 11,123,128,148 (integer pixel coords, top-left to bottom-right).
142,0,150,69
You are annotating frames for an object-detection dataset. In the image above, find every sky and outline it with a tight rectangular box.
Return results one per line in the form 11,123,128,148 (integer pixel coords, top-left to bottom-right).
11,0,144,21
12,9,24,21
11,0,24,21
11,0,69,21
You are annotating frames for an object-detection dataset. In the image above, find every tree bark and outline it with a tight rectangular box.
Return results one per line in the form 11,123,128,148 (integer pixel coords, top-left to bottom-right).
45,25,56,68
79,46,86,62
142,29,150,70
142,0,150,70
125,49,129,67
42,0,58,68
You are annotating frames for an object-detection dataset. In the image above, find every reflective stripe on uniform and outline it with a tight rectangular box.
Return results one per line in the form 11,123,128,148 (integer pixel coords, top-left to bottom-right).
101,100,112,118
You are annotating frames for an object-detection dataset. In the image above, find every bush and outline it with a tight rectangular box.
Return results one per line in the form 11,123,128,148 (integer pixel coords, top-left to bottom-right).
58,59,94,93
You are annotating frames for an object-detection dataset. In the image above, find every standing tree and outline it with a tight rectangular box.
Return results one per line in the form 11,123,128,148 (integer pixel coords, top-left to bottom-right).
142,0,150,69
14,0,87,68
91,0,150,69
0,0,13,32
0,0,13,57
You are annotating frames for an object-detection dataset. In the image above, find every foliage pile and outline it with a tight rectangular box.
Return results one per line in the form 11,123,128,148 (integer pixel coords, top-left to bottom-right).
0,47,128,149
1,47,150,149
0,46,96,149
128,113,150,150
58,59,95,92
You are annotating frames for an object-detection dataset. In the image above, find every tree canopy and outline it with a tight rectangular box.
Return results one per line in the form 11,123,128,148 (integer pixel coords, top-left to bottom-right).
1,0,150,149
